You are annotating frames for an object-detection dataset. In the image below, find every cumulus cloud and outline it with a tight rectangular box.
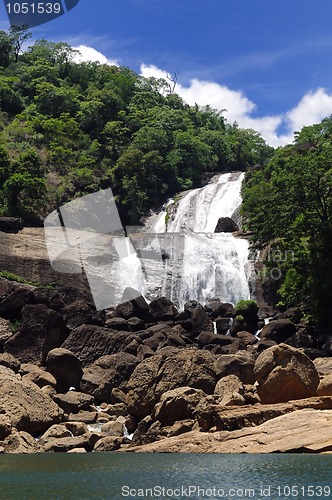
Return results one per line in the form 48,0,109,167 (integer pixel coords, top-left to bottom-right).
72,45,119,66
140,64,332,147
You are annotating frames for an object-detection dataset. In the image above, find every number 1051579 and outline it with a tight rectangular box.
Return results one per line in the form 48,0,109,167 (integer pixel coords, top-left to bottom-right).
6,2,62,15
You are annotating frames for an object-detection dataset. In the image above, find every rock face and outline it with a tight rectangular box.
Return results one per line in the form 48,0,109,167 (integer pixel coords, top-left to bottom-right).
214,217,239,233
128,408,332,453
254,343,320,403
5,304,67,364
61,325,141,366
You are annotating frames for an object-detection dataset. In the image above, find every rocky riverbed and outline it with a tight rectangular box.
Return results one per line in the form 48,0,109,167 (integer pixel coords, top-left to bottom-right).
0,222,332,454
0,268,332,454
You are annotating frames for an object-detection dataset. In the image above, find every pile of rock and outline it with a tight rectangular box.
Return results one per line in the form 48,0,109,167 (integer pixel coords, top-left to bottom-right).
0,277,331,453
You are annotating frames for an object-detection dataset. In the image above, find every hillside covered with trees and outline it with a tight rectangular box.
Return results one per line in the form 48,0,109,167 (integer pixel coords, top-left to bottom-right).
0,27,272,225
242,117,332,332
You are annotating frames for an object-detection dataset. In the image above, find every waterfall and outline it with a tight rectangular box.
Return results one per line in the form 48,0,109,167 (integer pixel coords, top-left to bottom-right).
139,171,251,309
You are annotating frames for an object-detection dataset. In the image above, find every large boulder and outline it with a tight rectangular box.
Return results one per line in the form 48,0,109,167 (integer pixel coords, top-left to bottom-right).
53,392,95,414
148,297,179,321
61,300,104,330
259,319,296,343
5,304,67,364
0,371,63,435
215,217,239,233
127,349,216,417
153,387,206,426
46,348,83,391
61,325,141,366
113,291,155,323
214,352,255,384
80,352,139,403
254,343,320,404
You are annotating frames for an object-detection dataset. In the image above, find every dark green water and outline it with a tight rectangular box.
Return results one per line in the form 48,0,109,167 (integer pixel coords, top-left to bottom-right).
0,454,331,500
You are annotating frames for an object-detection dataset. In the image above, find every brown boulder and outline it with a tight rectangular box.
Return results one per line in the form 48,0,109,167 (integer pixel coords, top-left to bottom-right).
53,392,95,414
0,373,63,434
0,352,20,373
214,352,255,384
80,352,139,403
46,348,83,391
2,429,42,453
153,386,205,426
254,343,320,403
127,349,216,418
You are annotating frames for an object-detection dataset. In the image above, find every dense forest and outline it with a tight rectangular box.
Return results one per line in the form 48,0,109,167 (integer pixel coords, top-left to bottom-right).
242,117,332,332
0,26,272,225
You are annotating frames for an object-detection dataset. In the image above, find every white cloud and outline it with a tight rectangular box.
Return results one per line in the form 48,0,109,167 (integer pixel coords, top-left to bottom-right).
140,64,332,147
72,45,119,66
285,88,332,133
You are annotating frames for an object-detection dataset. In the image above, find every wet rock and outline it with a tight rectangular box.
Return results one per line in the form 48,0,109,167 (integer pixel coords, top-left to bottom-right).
61,300,104,330
254,343,320,404
197,331,235,349
105,317,131,331
215,217,239,233
191,309,214,335
46,348,83,391
114,291,154,323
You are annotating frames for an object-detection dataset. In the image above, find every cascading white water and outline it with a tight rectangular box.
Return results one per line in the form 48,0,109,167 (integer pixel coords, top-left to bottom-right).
140,171,251,309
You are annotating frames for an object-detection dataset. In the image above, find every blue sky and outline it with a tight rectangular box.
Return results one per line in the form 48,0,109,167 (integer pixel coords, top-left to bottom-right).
2,0,332,145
